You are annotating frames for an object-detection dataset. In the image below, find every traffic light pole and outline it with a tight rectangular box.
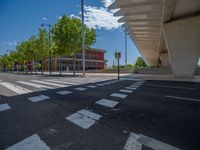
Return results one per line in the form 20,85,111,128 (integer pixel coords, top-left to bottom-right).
117,57,120,79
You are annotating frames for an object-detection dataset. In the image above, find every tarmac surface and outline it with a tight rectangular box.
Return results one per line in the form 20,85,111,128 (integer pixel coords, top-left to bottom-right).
0,73,200,150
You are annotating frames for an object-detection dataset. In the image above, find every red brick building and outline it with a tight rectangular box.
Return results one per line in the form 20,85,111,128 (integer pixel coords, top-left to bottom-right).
44,48,106,71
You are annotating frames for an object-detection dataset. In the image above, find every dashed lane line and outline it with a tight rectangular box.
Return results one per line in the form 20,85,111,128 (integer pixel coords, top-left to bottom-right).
87,85,97,88
125,87,137,90
0,103,11,112
146,84,196,90
56,90,72,95
74,87,87,91
110,93,128,99
28,95,50,103
119,89,133,94
96,98,119,108
165,95,200,102
6,134,50,150
65,109,102,129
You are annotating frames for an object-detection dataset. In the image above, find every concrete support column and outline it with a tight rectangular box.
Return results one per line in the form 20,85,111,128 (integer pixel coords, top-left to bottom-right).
159,52,170,67
164,16,200,78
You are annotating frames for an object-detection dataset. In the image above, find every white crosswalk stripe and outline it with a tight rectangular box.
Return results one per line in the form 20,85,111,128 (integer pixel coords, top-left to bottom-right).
31,80,67,87
0,82,32,94
16,81,53,89
44,79,78,85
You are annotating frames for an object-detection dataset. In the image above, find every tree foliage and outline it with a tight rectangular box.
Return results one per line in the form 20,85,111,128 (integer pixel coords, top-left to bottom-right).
52,15,96,56
0,15,97,73
134,57,147,68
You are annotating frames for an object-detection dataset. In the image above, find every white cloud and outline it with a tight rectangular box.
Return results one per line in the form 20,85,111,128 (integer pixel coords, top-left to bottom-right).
83,0,122,30
42,17,47,21
70,14,81,19
69,0,121,30
102,0,115,7
84,6,122,30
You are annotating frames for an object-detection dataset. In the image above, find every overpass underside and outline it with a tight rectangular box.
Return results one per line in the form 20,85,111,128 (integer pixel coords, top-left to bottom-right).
109,0,200,78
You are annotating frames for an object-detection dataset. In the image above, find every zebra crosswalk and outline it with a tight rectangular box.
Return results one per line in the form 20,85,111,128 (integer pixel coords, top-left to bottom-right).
0,77,115,96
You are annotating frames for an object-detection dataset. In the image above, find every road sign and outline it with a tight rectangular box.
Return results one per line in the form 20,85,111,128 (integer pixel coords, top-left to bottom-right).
115,51,121,79
115,52,121,59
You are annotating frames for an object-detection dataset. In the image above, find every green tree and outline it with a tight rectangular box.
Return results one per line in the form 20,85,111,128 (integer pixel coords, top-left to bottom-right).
36,28,49,74
52,15,96,75
135,57,147,68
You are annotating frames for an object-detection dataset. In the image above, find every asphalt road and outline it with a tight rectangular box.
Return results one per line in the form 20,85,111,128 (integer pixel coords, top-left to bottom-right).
0,76,200,150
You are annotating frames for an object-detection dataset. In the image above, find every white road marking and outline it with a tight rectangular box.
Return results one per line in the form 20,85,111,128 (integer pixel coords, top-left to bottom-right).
123,132,142,150
28,95,50,102
74,87,87,91
123,132,181,150
147,84,196,90
87,85,97,88
119,89,133,93
120,78,141,81
0,103,11,112
130,85,140,88
110,93,128,99
125,87,137,90
56,90,72,95
138,134,181,150
78,109,102,120
96,98,119,108
31,80,66,87
17,81,53,89
0,82,32,94
96,83,104,86
6,134,50,150
43,79,75,86
66,109,102,129
132,84,141,87
165,95,200,102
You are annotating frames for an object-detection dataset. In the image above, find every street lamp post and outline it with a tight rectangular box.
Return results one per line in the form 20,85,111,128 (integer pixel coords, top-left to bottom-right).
125,31,127,66
41,23,52,75
81,0,85,76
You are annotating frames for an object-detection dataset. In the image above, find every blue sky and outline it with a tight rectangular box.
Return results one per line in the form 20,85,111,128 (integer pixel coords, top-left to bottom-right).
0,0,140,66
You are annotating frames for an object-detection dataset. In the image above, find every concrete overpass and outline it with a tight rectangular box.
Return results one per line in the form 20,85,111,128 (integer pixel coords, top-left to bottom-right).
109,0,200,78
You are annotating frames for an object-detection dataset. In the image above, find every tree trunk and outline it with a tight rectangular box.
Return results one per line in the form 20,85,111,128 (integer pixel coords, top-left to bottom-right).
23,62,25,74
73,49,76,76
59,56,62,76
41,59,43,75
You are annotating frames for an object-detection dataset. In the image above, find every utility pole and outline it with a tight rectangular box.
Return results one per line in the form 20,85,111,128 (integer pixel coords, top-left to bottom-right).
48,25,52,76
81,0,85,76
115,51,121,80
125,31,127,66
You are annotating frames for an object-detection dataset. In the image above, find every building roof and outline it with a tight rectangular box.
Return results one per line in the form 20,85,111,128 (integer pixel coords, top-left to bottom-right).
87,48,106,53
